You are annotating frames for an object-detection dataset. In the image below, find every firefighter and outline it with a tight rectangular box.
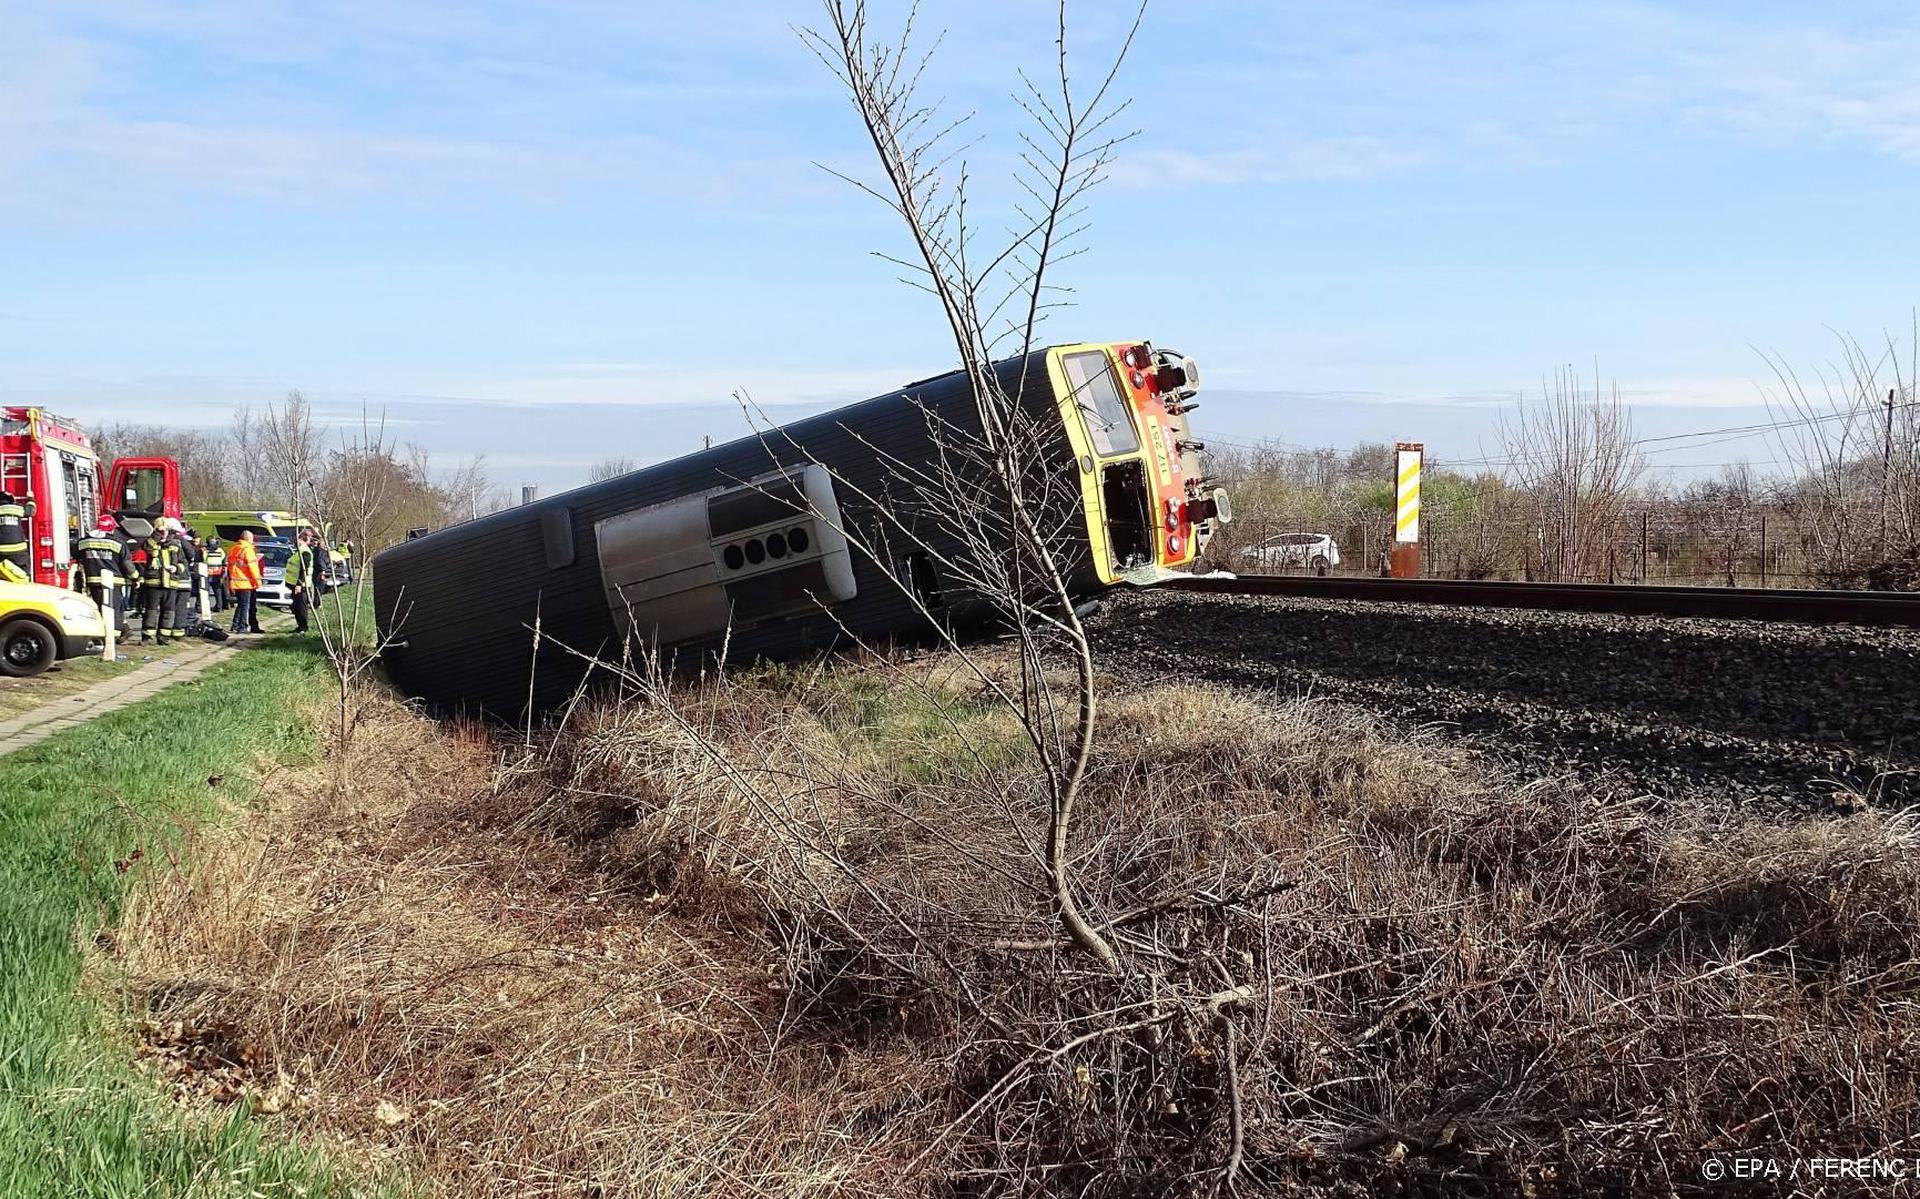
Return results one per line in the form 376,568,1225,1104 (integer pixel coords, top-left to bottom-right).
0,489,31,583
74,514,135,637
139,519,189,645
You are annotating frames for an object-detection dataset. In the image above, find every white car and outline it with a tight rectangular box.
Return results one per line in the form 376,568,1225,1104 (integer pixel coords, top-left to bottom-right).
1244,532,1341,575
255,539,296,608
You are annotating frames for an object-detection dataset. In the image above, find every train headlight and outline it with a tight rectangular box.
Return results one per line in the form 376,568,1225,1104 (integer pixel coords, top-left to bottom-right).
1186,488,1233,526
1154,350,1200,399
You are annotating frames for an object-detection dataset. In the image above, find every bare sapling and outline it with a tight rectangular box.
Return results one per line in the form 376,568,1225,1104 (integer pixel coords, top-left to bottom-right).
311,404,410,789
798,0,1145,973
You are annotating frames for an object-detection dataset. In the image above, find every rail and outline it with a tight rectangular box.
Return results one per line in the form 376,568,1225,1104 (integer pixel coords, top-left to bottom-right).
1164,574,1920,627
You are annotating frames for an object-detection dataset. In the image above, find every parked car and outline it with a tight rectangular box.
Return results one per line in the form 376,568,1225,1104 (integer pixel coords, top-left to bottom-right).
256,537,338,608
0,579,108,677
1243,532,1342,575
255,538,295,609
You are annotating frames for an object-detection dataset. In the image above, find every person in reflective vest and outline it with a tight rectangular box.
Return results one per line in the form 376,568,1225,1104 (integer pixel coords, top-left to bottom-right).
205,536,228,612
225,530,264,634
0,490,30,584
74,514,136,636
180,530,205,618
288,530,317,633
138,519,189,645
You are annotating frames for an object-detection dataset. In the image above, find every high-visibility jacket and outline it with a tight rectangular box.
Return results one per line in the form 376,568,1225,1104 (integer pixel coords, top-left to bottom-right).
226,540,262,591
205,544,227,577
288,543,316,591
142,536,188,589
0,497,27,564
74,530,136,586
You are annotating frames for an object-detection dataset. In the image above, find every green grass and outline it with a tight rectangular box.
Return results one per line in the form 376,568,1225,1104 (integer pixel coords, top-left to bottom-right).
779,666,1032,784
0,637,381,1197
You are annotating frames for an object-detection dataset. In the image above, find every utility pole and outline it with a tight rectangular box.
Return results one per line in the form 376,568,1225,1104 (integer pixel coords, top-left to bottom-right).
1640,511,1650,583
1885,387,1897,550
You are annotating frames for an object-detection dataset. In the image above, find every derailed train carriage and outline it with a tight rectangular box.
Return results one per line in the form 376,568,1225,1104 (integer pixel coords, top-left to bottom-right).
373,340,1229,715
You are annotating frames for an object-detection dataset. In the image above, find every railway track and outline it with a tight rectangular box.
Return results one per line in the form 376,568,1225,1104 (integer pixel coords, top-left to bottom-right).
1167,573,1920,626
1092,585,1919,816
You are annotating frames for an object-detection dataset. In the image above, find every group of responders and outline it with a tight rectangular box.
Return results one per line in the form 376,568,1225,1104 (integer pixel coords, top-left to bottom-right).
1700,1155,1920,1182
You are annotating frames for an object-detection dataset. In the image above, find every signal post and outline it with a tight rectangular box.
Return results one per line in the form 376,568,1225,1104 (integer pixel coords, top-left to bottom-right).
1390,442,1421,579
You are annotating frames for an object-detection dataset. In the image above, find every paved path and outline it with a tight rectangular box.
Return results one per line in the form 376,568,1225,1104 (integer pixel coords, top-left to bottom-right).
0,637,261,758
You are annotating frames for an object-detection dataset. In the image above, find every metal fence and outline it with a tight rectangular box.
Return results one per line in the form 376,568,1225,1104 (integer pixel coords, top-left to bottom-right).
1213,507,1828,588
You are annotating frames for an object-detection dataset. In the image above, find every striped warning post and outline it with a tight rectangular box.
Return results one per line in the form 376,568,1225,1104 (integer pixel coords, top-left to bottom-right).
1395,444,1421,543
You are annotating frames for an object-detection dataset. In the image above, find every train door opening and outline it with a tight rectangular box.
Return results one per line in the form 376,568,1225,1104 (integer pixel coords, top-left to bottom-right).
1101,460,1152,571
904,550,945,610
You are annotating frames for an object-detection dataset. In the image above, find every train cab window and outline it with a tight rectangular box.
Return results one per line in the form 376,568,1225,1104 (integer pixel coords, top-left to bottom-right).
1062,351,1139,457
1100,460,1153,570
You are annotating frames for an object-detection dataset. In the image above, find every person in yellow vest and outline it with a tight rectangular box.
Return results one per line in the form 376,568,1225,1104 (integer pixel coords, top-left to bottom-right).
0,490,30,583
138,519,189,645
288,529,317,634
205,536,228,612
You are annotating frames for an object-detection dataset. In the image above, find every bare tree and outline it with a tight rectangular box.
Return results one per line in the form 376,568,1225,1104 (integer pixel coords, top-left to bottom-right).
587,456,637,483
1762,324,1920,589
1678,460,1758,586
93,424,239,508
1498,366,1645,581
252,390,325,517
434,453,509,524
228,406,275,504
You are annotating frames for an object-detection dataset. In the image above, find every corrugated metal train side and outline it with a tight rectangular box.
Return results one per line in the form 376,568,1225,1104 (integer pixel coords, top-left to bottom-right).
373,351,1084,716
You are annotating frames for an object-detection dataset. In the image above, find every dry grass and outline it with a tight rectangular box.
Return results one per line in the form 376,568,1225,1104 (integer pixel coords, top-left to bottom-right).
94,654,1920,1196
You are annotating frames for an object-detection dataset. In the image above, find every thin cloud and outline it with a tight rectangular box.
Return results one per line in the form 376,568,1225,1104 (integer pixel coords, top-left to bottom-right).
1108,136,1432,187
1111,5,1920,189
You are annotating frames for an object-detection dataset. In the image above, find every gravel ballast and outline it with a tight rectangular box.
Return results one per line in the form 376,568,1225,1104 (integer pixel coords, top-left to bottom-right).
1088,588,1920,816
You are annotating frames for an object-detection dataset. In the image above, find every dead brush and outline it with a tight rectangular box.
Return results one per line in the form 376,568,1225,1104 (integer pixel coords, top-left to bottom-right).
96,681,947,1198
517,666,1920,1194
94,665,1920,1196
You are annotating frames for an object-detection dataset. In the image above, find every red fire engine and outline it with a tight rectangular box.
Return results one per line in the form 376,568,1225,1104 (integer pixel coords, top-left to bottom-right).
0,407,106,588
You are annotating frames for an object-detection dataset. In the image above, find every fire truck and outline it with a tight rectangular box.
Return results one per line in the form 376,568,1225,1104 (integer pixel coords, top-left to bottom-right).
0,407,106,587
0,408,198,588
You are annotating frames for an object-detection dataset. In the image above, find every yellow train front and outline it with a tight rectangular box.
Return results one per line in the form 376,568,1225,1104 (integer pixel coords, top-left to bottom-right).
374,340,1228,716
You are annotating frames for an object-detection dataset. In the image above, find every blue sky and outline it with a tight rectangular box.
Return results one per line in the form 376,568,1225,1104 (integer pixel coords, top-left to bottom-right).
3,0,1918,493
